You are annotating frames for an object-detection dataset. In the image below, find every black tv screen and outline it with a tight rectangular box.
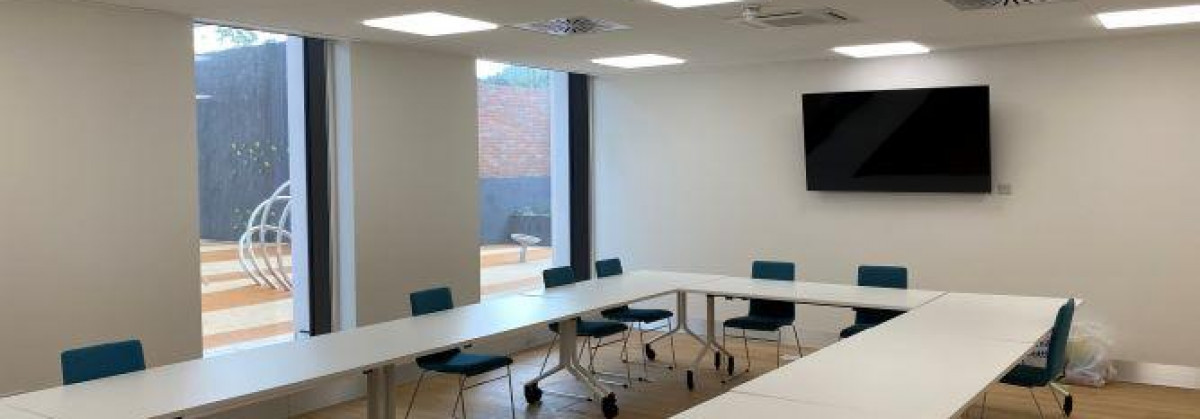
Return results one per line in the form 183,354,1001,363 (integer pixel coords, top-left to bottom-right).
802,85,991,193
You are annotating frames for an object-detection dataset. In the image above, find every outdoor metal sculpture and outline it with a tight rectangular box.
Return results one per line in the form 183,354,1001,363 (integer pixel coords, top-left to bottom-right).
237,182,293,290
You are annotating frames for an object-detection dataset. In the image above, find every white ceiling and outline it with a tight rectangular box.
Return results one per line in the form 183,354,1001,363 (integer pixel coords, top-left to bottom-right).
97,0,1200,74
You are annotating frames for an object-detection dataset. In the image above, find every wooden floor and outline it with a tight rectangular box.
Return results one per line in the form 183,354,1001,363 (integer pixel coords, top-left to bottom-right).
301,332,1200,419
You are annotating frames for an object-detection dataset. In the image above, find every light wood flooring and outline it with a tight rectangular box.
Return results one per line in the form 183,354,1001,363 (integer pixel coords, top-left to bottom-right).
301,332,1200,419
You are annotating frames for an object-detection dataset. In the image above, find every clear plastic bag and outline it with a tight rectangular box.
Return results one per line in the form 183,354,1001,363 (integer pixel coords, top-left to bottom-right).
1063,322,1117,387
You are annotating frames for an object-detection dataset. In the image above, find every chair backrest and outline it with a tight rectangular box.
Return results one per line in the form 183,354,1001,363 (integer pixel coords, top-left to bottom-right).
748,261,796,321
410,287,460,363
595,258,624,278
858,265,908,289
855,265,909,324
61,340,146,385
543,266,577,289
410,287,453,316
1044,299,1076,381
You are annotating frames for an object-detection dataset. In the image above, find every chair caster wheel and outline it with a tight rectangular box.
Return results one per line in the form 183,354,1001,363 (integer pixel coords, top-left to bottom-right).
645,344,657,361
1064,394,1073,416
601,393,619,418
686,370,695,391
523,383,543,404
714,351,722,370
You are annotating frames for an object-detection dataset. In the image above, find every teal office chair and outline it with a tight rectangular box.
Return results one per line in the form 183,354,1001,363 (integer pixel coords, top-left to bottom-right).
61,339,146,385
405,287,515,419
538,266,632,387
985,299,1076,418
596,258,677,377
722,261,802,377
839,265,908,338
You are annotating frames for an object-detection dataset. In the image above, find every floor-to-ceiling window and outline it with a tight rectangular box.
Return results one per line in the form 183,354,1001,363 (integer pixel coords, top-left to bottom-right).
194,24,311,356
477,61,571,296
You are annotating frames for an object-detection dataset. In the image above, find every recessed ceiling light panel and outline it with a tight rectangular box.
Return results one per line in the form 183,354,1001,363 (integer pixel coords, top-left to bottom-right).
651,0,742,9
362,12,498,36
832,42,931,58
1096,4,1200,29
592,54,686,69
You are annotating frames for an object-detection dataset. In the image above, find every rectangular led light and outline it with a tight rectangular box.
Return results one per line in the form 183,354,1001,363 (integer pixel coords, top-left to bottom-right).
832,41,931,58
591,54,686,69
363,12,498,36
1096,4,1200,29
651,0,742,8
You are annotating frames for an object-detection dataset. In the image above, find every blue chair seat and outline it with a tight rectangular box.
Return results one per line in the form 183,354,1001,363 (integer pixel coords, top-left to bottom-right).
723,315,793,332
549,319,628,337
1000,364,1052,388
602,307,673,323
838,323,876,338
417,351,513,377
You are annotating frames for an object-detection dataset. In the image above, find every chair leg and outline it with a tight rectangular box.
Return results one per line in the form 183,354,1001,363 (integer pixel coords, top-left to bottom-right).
539,333,558,376
404,370,426,419
742,328,751,373
668,317,678,369
979,392,988,419
776,329,782,367
1048,386,1068,418
638,322,650,378
450,375,466,419
790,325,803,357
1030,387,1046,419
506,366,516,419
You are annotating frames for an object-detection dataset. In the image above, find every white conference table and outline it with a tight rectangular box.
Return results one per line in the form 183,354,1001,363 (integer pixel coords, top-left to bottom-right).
679,292,1070,419
1,294,590,419
675,276,946,387
879,292,1070,343
0,404,47,419
3,271,1069,419
673,391,876,419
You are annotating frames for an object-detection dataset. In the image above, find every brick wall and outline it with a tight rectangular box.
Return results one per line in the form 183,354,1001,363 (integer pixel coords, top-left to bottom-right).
478,83,551,178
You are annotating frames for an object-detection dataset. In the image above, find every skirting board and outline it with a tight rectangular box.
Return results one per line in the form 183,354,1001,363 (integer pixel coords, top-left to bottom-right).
1113,360,1200,389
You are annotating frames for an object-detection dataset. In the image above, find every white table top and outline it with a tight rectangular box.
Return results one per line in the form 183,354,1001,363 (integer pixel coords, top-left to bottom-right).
682,276,946,311
4,294,583,419
0,404,47,419
520,270,725,310
877,292,1069,343
672,392,879,419
731,326,1035,419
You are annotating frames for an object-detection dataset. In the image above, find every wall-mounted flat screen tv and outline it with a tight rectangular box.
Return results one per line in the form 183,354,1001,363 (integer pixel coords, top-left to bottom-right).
802,85,991,193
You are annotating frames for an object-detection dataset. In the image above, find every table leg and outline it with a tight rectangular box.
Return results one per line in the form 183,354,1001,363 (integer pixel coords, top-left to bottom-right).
645,291,706,347
524,318,620,417
366,364,396,419
684,294,735,390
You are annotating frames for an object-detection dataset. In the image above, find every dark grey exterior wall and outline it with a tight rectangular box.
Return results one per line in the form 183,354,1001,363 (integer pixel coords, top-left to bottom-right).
195,42,291,241
479,176,551,246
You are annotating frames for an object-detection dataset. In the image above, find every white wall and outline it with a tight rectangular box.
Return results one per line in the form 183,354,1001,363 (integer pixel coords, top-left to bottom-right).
343,41,481,327
595,31,1200,370
0,0,201,394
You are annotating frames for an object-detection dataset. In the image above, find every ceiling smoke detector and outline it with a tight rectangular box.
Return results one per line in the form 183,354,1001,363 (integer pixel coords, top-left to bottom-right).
733,5,856,29
943,0,1077,11
512,17,630,36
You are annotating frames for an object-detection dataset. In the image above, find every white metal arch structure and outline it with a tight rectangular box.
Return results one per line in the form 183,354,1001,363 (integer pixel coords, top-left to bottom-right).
238,181,294,290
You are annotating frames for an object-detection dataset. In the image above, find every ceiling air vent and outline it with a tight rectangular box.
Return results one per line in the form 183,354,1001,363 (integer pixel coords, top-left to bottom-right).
512,17,630,36
943,0,1077,11
732,6,856,29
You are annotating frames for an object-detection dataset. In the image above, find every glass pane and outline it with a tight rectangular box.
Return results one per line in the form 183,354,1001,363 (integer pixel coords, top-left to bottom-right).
194,25,308,356
477,61,569,296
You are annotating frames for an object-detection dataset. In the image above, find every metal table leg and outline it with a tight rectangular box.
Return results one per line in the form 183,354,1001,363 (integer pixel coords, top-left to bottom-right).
524,318,621,418
684,294,735,390
366,364,396,419
645,291,706,347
